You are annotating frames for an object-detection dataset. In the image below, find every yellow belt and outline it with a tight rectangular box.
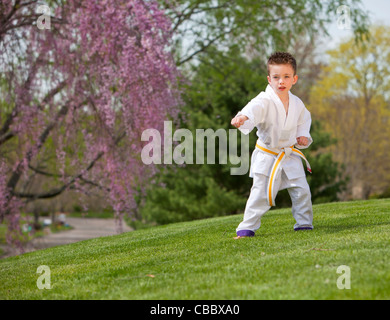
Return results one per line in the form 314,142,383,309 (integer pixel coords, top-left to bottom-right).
255,143,312,207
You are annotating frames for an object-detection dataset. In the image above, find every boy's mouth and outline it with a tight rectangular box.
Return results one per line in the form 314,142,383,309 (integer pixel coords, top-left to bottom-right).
278,86,286,91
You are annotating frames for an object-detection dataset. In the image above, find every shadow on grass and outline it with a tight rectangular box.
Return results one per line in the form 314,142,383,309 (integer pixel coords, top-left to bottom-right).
311,220,390,234
244,220,390,238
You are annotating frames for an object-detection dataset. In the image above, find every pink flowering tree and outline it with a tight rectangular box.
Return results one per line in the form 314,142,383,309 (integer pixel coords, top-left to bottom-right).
0,0,181,245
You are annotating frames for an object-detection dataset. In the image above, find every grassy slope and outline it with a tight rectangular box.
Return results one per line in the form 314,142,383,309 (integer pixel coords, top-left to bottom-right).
0,199,389,300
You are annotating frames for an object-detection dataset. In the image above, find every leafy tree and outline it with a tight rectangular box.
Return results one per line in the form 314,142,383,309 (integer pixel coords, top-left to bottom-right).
161,0,369,66
309,25,390,199
139,46,261,224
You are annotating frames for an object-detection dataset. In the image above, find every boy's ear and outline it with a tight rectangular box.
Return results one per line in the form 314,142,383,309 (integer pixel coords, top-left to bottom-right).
293,74,298,85
267,75,271,84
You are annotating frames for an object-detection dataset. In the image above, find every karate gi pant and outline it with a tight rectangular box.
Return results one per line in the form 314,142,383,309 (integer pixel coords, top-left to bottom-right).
236,169,313,236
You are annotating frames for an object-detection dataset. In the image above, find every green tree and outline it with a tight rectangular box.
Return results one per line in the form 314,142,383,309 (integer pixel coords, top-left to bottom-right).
161,0,369,67
139,46,262,224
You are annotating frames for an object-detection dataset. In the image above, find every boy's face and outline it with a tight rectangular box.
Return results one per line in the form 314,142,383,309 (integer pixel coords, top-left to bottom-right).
267,64,298,96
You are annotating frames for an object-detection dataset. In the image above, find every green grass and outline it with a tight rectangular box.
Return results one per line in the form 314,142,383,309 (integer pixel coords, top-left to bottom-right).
68,210,115,219
0,199,389,300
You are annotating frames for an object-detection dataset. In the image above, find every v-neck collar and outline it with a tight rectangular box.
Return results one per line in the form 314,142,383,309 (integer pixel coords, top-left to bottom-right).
266,85,293,128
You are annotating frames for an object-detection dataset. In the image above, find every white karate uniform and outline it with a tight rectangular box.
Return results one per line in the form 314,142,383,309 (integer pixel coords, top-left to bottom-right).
236,85,313,235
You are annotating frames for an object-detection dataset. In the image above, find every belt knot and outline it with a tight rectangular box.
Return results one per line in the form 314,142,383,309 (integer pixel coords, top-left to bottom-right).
282,146,293,157
255,142,312,206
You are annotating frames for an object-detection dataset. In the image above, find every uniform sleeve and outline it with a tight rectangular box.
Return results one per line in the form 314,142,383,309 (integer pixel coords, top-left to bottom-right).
295,106,313,149
235,94,267,135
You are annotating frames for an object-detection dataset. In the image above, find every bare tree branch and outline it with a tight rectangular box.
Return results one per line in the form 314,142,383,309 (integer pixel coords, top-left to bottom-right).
6,103,70,192
14,131,126,200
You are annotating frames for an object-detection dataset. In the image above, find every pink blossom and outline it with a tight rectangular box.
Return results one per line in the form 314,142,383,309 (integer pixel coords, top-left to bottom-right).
0,0,181,246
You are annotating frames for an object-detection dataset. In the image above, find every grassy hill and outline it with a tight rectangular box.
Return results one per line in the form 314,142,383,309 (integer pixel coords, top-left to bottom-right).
0,199,389,300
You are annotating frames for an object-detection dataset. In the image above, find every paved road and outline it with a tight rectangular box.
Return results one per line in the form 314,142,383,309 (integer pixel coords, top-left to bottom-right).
1,217,133,259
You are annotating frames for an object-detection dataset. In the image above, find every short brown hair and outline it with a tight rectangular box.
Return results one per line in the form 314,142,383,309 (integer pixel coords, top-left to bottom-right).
267,52,297,75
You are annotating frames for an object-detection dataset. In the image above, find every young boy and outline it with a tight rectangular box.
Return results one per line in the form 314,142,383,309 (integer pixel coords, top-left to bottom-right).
231,52,313,239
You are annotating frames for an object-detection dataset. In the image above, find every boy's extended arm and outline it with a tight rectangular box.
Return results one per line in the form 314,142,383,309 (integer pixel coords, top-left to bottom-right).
231,94,266,135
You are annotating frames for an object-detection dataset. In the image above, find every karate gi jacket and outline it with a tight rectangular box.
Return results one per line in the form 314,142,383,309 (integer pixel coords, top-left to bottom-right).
237,85,313,181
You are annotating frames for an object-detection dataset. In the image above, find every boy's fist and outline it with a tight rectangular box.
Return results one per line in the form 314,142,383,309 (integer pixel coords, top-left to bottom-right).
296,136,308,146
231,115,248,128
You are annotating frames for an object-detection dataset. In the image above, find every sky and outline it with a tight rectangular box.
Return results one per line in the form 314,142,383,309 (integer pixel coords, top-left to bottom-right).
326,0,390,49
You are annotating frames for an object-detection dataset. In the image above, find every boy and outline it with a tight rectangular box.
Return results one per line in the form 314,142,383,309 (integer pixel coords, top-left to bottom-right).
231,52,313,239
